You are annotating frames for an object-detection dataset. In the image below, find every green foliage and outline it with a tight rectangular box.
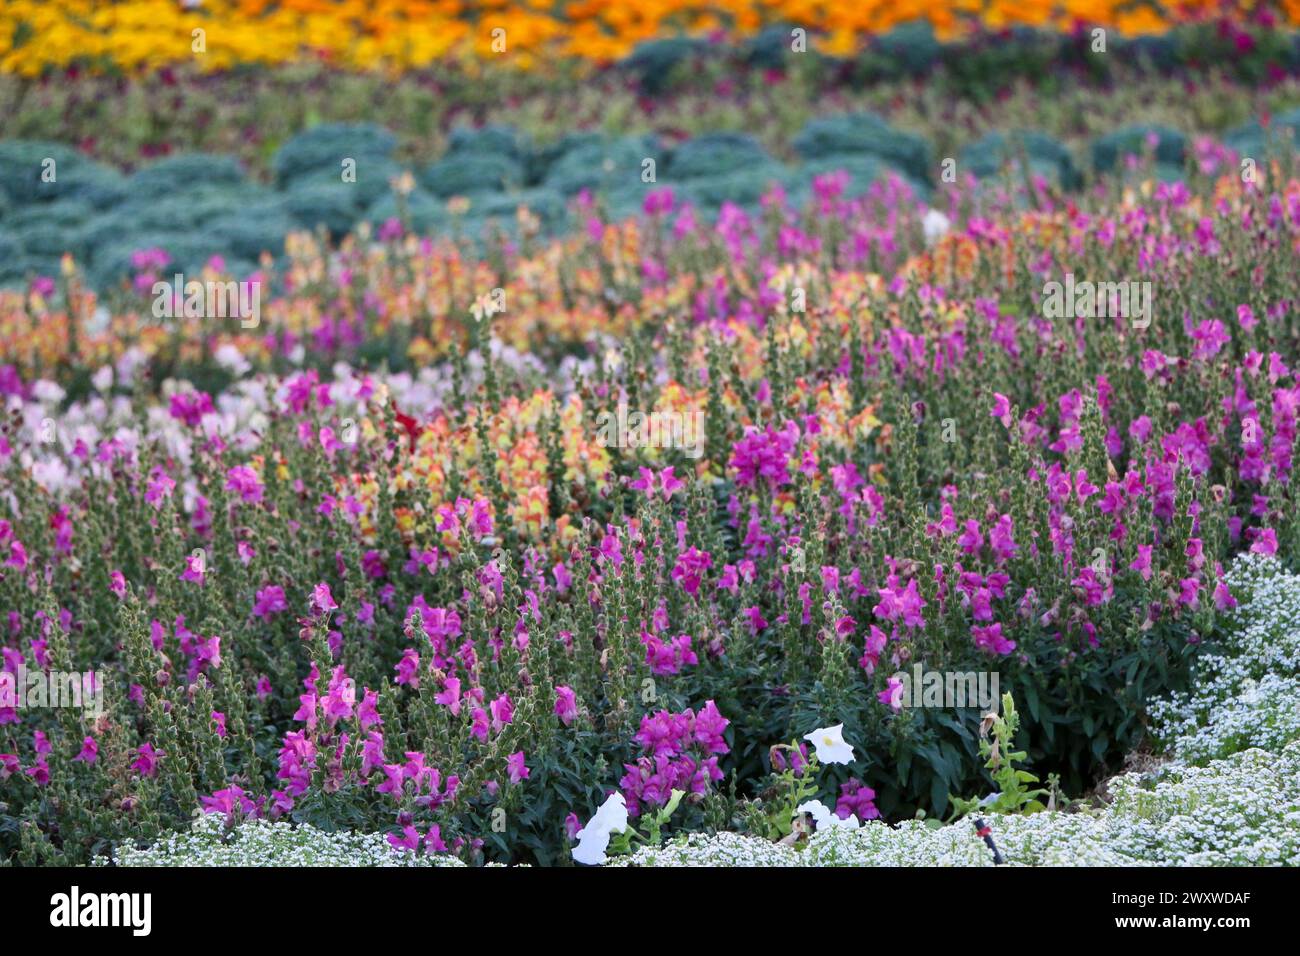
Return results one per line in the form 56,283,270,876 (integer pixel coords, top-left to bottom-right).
541,135,662,197
285,156,405,207
743,24,801,70
621,37,709,94
0,141,125,212
795,154,927,200
0,140,88,205
5,198,97,266
749,741,824,841
1,28,1296,179
1223,107,1300,163
445,123,527,163
28,161,129,210
1090,124,1187,173
271,122,398,186
526,132,602,185
65,186,274,281
872,20,943,76
464,187,568,234
792,113,935,181
280,181,369,236
85,232,233,289
419,152,525,197
0,253,47,288
678,165,789,217
960,130,1080,189
607,789,686,858
667,132,774,180
207,204,297,262
948,693,1050,818
127,153,248,195
365,190,452,235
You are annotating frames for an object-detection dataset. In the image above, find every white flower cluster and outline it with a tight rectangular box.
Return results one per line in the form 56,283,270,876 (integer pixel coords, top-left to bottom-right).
105,815,465,868
610,831,803,868
1096,744,1300,866
1148,553,1300,765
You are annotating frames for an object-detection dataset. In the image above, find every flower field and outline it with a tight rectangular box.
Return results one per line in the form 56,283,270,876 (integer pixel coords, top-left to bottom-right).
2,3,1300,874
5,1,1299,75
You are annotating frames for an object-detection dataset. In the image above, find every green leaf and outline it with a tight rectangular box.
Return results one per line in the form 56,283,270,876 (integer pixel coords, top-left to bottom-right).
1022,682,1040,722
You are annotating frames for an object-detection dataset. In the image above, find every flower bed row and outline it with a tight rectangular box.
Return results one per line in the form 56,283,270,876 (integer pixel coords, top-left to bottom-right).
2,3,1295,76
106,553,1300,865
3,102,1298,292
3,51,1299,179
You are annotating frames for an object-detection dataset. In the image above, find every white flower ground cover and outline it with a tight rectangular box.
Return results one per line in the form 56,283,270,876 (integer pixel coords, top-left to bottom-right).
104,815,466,867
113,555,1300,867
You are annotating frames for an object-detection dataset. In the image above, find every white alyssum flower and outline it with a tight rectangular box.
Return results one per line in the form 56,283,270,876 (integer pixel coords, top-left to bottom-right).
804,724,855,765
106,817,462,867
613,832,800,868
623,739,1300,867
572,792,629,866
1148,554,1300,764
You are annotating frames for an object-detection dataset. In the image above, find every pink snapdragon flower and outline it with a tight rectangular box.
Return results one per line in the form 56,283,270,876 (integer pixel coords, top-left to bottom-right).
224,464,264,504
507,751,530,784
972,623,1016,655
554,685,578,725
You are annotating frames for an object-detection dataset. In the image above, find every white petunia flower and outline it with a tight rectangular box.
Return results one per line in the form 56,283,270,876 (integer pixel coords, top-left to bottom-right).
572,793,629,866
804,723,855,765
796,800,860,830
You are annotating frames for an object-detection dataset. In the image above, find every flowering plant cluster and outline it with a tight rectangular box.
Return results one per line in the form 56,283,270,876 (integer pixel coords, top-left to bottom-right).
3,68,1300,866
620,737,1300,866
619,553,1300,866
107,555,1300,867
